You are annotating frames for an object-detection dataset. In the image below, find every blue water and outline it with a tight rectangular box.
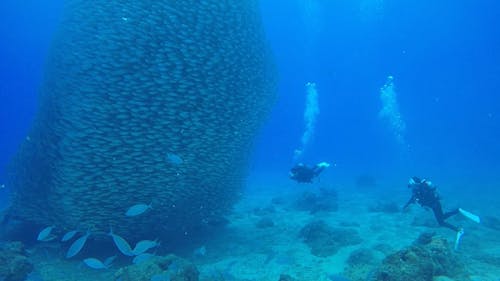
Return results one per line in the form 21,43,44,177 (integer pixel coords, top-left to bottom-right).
254,0,500,189
1,1,499,196
0,0,499,280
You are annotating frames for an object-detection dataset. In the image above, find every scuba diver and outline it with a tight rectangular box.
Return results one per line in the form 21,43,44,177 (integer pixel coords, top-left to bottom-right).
289,162,330,183
403,177,481,249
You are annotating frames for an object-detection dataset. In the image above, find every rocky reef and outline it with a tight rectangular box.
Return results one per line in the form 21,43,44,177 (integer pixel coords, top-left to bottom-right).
371,233,469,281
0,241,33,281
115,254,198,281
299,220,362,257
344,248,378,281
293,186,338,214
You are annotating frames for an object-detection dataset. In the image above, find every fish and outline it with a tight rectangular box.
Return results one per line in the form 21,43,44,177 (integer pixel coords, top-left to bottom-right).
133,253,155,264
108,228,134,256
165,152,183,165
132,239,160,255
66,231,91,258
104,255,117,267
83,257,108,269
125,203,152,217
37,226,55,241
61,230,78,242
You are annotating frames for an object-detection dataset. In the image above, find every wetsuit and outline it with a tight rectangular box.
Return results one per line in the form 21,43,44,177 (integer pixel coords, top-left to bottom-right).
404,178,460,231
289,163,326,183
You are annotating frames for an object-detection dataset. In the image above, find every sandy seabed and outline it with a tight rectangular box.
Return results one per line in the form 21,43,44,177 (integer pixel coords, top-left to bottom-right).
22,180,500,281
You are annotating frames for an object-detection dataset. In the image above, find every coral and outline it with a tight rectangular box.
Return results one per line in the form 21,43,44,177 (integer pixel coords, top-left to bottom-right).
0,242,33,281
299,220,362,257
371,235,469,281
115,254,198,281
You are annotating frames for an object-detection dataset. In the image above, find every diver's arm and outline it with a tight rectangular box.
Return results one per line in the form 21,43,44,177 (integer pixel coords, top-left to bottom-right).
403,195,416,210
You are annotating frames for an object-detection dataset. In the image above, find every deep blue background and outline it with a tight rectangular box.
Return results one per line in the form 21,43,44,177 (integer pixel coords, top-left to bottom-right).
1,1,499,207
254,0,500,192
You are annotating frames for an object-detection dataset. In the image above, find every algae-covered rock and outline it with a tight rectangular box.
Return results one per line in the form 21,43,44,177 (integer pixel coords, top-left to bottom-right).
115,254,198,281
294,187,338,214
372,235,469,281
299,220,362,257
344,248,379,281
0,241,33,281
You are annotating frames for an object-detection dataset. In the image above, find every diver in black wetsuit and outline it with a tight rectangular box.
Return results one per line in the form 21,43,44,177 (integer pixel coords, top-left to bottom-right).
403,177,461,231
289,162,330,183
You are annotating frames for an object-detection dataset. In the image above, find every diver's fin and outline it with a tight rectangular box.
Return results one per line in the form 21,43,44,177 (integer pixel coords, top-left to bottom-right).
459,208,481,223
454,228,465,251
317,162,330,168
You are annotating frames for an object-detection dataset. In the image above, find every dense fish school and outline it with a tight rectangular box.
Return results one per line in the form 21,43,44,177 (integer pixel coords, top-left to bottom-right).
6,0,276,241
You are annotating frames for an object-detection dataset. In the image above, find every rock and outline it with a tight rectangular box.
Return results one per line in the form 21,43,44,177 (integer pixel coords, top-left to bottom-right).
346,248,376,267
299,220,362,257
278,274,296,281
256,217,274,228
294,187,338,214
115,254,198,281
344,248,378,281
414,231,436,246
372,236,469,281
0,241,33,281
372,243,393,255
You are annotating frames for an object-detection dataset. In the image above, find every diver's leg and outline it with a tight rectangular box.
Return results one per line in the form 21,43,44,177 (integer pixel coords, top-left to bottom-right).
432,203,459,232
443,208,460,220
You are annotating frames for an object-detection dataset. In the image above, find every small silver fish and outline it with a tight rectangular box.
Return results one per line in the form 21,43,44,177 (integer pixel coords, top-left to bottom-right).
125,203,152,217
132,239,160,255
165,153,183,165
83,258,108,269
61,230,78,242
37,226,55,241
66,231,91,258
108,228,134,256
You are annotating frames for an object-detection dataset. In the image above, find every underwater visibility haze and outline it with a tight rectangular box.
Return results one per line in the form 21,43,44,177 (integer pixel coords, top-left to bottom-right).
0,0,499,280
